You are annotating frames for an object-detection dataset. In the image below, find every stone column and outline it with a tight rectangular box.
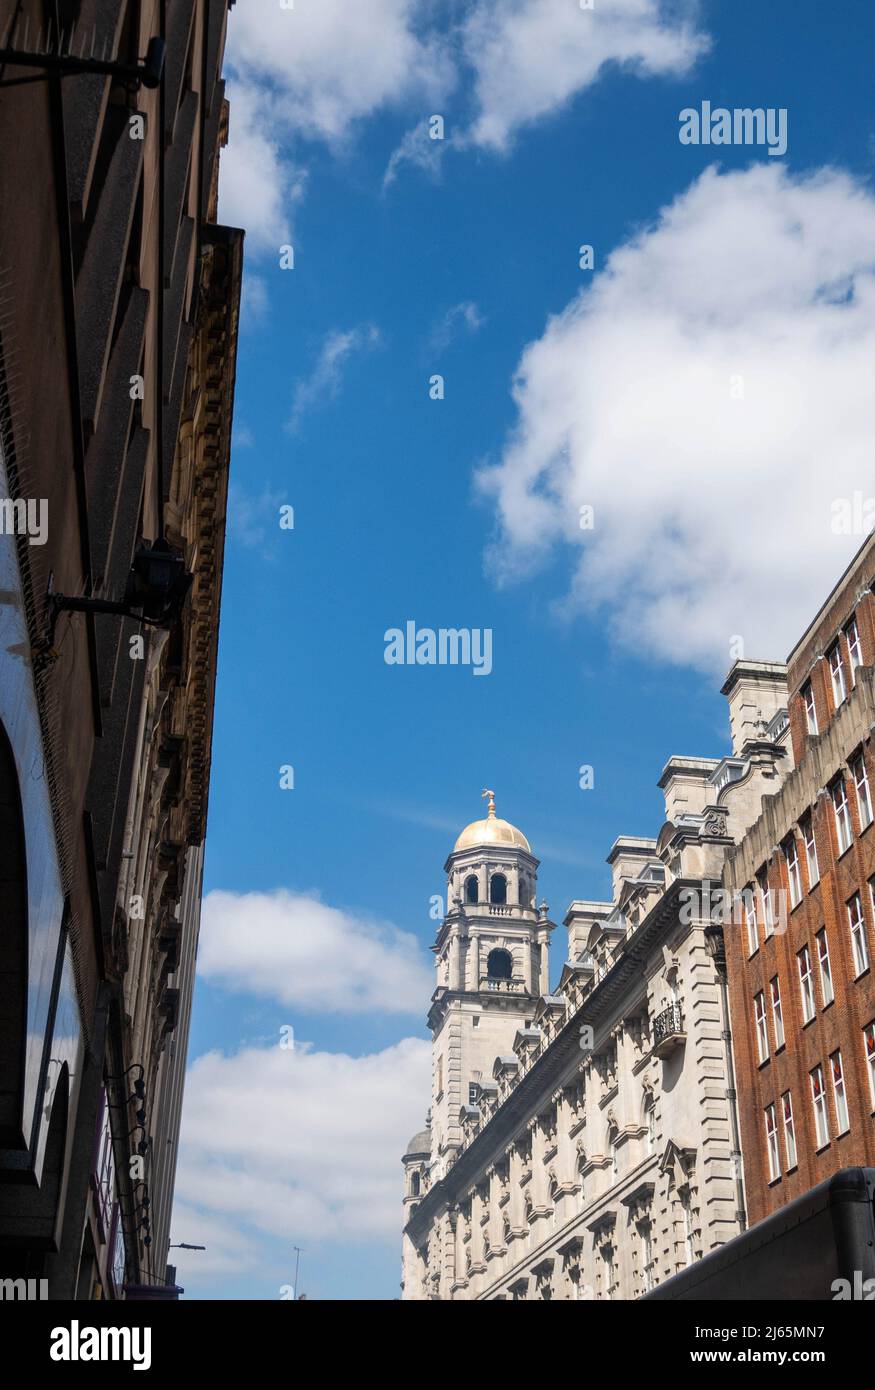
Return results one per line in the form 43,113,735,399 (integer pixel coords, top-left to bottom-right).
539,934,550,995
525,941,536,993
449,932,462,991
441,1210,456,1299
469,932,481,990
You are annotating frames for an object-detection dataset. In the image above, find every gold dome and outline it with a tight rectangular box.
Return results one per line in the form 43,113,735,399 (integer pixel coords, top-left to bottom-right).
453,790,531,854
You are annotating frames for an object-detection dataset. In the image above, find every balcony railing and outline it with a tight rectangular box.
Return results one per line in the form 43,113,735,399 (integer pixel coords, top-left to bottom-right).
652,1003,685,1057
479,976,526,993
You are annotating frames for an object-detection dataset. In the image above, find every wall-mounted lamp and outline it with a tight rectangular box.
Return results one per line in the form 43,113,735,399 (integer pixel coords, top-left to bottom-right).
38,540,192,667
0,34,166,91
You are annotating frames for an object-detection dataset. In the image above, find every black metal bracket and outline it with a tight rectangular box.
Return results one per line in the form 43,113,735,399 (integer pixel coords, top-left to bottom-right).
35,539,192,670
0,36,165,90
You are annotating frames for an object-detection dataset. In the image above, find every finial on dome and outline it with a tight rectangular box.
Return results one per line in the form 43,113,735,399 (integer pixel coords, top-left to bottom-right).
481,787,496,818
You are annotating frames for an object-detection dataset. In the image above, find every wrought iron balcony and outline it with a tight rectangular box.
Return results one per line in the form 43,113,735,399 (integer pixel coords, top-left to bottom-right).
652,1003,686,1057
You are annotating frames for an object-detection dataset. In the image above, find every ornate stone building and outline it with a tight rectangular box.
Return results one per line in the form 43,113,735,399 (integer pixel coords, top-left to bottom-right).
402,673,793,1298
0,0,240,1297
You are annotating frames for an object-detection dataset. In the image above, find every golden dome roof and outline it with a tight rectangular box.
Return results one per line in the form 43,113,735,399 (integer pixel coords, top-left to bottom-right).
453,790,531,854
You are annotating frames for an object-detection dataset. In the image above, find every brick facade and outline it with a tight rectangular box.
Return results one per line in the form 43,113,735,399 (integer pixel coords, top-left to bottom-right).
724,536,875,1228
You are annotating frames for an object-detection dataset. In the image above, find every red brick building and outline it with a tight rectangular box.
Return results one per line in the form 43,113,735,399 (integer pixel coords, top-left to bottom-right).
724,534,875,1227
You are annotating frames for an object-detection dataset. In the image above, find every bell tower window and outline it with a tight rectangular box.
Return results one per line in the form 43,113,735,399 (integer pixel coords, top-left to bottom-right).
486,948,512,981
490,873,507,905
464,874,479,904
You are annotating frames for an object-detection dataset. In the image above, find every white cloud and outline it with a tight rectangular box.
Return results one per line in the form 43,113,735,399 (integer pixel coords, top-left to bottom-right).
224,2,709,235
198,888,432,1014
428,300,485,352
172,1037,431,1276
460,0,708,151
226,485,285,551
288,324,381,430
240,272,269,330
477,163,875,673
218,81,305,254
227,0,453,144
169,1200,261,1280
383,118,448,189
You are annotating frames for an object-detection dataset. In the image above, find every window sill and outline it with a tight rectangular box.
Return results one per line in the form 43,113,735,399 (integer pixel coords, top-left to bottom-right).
822,998,835,1012
774,1043,786,1056
767,1175,782,1187
853,966,871,983
757,1056,770,1070
836,841,854,861
802,1014,816,1029
815,1141,831,1155
785,1163,798,1175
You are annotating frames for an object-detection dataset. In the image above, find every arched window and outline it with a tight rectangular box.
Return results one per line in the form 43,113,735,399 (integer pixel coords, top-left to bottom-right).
411,1171,421,1196
486,948,512,981
464,874,479,904
490,873,507,904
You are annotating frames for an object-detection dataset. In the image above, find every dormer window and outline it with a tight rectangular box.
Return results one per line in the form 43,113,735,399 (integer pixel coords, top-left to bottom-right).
490,873,507,904
465,874,479,904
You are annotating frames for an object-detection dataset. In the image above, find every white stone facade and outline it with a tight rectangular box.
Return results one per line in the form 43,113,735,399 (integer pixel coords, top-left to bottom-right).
401,664,793,1299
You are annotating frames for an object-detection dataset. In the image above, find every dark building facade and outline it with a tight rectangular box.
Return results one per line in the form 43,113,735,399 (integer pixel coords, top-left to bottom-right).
724,534,875,1228
0,0,241,1297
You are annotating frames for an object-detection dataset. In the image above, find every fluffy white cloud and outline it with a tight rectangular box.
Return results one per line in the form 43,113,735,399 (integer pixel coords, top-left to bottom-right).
198,888,432,1014
218,81,304,253
224,2,709,240
477,163,875,672
288,324,382,430
172,1036,431,1279
227,0,453,143
461,0,708,151
169,1200,261,1280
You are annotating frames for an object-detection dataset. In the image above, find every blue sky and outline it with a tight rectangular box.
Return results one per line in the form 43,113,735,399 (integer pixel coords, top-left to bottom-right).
169,0,875,1300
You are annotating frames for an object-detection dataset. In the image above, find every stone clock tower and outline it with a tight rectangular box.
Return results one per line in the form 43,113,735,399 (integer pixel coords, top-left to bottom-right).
426,791,554,1174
